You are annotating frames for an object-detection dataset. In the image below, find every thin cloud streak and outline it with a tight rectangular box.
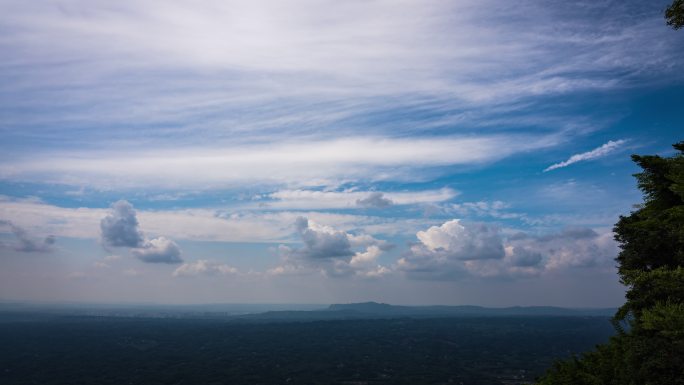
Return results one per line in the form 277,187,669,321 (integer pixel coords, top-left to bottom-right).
544,139,627,172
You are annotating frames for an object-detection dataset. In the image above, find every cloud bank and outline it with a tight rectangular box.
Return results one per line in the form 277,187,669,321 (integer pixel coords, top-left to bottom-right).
398,219,618,280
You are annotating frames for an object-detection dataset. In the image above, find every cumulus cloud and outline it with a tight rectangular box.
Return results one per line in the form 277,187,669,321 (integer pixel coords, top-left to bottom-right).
173,259,238,277
397,220,505,280
131,237,183,264
273,217,390,278
99,200,184,264
294,217,354,259
398,219,618,280
416,220,504,260
356,192,393,208
544,139,626,172
0,219,56,252
521,227,618,270
100,200,145,248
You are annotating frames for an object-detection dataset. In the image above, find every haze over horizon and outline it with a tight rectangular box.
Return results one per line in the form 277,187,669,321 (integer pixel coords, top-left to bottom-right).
1,0,682,307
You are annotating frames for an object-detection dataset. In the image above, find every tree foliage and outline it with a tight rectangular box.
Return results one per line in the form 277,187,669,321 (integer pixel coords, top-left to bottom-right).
667,0,684,30
537,142,684,385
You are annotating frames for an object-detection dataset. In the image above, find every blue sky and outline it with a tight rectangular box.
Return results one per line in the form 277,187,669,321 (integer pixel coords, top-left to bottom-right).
0,0,682,306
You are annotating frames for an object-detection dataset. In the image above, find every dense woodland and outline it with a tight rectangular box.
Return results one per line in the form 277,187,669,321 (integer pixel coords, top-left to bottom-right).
0,314,613,385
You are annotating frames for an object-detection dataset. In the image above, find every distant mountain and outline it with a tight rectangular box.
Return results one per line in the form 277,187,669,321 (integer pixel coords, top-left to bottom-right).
328,302,616,317
233,301,616,322
0,301,616,321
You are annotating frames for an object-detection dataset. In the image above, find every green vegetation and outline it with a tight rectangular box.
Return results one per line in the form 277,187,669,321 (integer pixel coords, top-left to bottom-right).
537,142,684,385
667,0,684,29
0,314,613,385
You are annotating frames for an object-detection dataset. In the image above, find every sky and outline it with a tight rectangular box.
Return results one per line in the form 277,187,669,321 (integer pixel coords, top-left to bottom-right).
0,0,682,307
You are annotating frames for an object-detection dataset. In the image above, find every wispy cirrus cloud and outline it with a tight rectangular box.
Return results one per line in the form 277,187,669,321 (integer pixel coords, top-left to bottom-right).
0,135,556,189
544,139,627,172
0,0,680,153
5,0,664,102
262,188,457,210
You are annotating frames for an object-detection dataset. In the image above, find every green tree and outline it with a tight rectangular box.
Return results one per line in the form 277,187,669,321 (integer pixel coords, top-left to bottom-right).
667,0,684,30
537,142,684,385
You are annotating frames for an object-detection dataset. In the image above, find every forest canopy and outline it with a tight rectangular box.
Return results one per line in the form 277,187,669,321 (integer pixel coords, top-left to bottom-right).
666,0,684,29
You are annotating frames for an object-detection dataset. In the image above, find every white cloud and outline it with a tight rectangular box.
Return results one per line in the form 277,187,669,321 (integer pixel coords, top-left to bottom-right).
544,139,627,172
0,196,108,240
415,220,504,260
450,200,525,220
398,219,618,280
3,0,678,111
356,192,393,209
396,220,505,280
0,1,679,214
263,188,457,210
521,228,618,270
0,136,555,189
0,196,432,243
273,217,391,278
349,245,382,267
292,217,354,260
0,219,56,253
173,259,238,277
131,236,183,264
98,200,184,264
100,200,145,248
